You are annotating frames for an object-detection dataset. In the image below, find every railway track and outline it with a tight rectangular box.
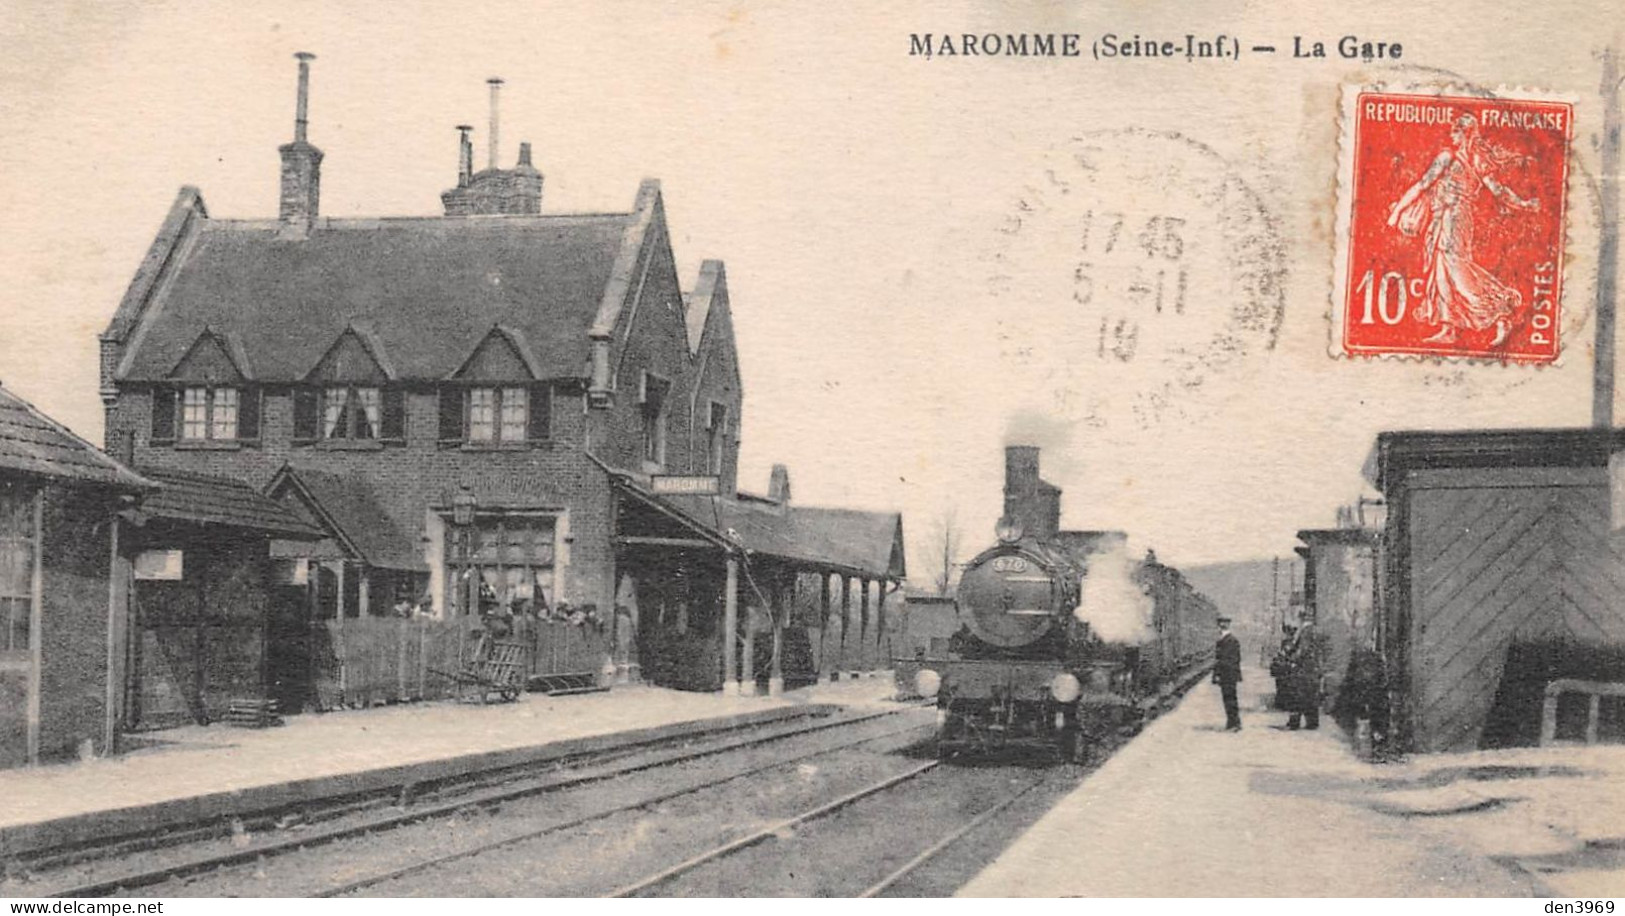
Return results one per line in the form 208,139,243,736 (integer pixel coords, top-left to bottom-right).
22,672,1206,897
607,757,1060,898
604,669,1212,897
20,707,925,898
313,716,931,898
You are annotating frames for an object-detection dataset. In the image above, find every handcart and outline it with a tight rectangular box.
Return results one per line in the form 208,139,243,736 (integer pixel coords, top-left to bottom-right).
443,636,530,703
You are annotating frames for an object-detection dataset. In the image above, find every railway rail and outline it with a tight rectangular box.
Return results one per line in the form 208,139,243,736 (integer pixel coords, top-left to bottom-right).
607,758,1058,898
17,668,1204,898
18,706,920,898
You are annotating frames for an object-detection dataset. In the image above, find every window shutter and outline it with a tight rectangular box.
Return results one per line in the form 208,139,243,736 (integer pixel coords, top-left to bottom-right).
238,387,261,442
528,385,550,442
150,388,176,443
381,388,406,442
292,388,319,443
438,387,464,444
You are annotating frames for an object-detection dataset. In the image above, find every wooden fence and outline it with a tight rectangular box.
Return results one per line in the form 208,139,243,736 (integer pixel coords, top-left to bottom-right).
316,616,610,709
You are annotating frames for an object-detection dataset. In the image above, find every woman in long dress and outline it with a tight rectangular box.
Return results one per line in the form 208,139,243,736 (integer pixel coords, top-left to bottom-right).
1385,113,1540,348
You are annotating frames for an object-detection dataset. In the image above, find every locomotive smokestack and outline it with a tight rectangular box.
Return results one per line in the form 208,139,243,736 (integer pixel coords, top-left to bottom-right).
1003,445,1061,541
1005,446,1040,493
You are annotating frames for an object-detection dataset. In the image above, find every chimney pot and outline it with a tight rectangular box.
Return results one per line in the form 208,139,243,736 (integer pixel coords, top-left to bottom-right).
486,77,504,172
518,141,532,167
293,52,315,143
456,124,474,188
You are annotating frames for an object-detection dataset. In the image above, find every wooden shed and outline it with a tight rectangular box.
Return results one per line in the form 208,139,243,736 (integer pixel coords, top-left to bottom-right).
0,384,154,767
120,466,322,729
1371,428,1625,752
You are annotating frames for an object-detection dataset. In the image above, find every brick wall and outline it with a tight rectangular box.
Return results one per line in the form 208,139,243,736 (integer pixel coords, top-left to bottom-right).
594,227,704,478
38,485,116,762
690,312,743,494
109,384,620,610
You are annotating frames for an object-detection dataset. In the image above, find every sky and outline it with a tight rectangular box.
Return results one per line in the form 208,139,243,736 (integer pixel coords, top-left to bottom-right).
0,0,1619,578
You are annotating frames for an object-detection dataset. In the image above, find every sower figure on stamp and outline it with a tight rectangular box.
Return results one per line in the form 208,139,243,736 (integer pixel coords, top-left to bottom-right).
1213,615,1243,731
1386,113,1541,348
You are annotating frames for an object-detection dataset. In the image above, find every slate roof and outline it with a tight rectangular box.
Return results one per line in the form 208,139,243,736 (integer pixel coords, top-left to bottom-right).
272,465,425,570
116,213,632,383
0,383,154,491
621,481,906,579
135,466,322,538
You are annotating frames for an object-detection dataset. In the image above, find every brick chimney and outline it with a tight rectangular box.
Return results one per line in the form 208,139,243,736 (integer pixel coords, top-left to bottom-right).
277,52,322,239
441,77,543,216
1003,445,1061,540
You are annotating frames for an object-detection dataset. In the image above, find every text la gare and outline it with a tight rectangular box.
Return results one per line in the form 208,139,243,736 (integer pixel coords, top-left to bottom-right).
1295,35,1402,60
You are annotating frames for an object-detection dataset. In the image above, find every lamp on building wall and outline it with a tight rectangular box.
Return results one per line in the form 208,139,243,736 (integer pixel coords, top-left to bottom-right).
451,485,477,620
453,484,477,528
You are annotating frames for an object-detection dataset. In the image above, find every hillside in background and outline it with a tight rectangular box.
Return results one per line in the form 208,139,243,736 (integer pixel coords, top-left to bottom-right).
1183,557,1303,669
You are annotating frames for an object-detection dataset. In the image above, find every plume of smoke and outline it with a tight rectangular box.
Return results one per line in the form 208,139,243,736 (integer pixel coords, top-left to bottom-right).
1075,543,1156,644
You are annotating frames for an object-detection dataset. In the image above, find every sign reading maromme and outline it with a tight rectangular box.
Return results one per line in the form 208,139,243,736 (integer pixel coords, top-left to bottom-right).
650,476,721,496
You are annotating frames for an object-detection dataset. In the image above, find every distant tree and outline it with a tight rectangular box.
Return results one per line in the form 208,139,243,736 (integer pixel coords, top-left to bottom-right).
931,507,963,597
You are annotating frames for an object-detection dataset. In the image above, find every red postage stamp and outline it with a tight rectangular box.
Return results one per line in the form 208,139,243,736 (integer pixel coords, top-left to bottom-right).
1332,87,1573,362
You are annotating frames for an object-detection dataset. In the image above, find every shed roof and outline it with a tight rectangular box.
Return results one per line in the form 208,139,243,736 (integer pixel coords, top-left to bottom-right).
115,212,633,383
1366,427,1625,492
0,384,154,491
134,466,322,538
269,465,424,570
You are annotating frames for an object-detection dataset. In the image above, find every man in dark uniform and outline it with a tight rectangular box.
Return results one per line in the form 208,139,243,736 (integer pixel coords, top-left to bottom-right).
1213,615,1243,731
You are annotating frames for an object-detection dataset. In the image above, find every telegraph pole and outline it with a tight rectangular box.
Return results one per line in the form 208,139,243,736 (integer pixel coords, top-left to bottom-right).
1595,44,1620,428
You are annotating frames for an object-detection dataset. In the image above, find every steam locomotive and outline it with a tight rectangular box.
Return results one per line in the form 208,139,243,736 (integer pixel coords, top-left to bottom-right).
908,447,1216,762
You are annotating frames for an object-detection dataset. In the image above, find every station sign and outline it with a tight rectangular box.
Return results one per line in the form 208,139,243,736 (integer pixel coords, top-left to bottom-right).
651,475,721,496
134,548,184,581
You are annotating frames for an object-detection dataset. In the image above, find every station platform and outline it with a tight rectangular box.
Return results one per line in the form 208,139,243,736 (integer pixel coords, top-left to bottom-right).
0,676,898,859
961,667,1625,898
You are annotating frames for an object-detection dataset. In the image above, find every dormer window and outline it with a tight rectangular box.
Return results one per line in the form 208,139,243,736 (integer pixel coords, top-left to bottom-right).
153,385,258,444
293,326,402,446
438,327,550,448
293,386,404,445
184,386,236,440
443,385,546,446
467,387,529,443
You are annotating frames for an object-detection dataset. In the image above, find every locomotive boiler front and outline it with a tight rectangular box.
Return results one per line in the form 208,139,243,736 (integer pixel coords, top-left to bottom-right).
955,545,1076,649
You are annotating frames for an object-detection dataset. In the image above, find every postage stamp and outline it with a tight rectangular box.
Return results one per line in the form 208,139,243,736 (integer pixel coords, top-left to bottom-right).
1332,86,1573,362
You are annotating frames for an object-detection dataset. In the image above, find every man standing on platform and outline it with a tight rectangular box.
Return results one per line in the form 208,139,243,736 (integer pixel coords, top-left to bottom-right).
1214,616,1243,731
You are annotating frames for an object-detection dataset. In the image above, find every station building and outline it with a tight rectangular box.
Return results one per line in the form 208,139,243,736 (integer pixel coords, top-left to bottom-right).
97,57,904,709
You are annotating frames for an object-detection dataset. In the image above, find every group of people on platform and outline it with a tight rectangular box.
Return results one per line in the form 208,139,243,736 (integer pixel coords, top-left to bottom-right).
1210,614,1325,732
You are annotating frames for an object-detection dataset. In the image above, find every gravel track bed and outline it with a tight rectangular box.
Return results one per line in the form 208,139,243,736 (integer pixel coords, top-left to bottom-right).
113,709,931,897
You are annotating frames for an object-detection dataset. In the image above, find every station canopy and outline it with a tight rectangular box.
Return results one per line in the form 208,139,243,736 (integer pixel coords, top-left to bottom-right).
613,477,905,582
